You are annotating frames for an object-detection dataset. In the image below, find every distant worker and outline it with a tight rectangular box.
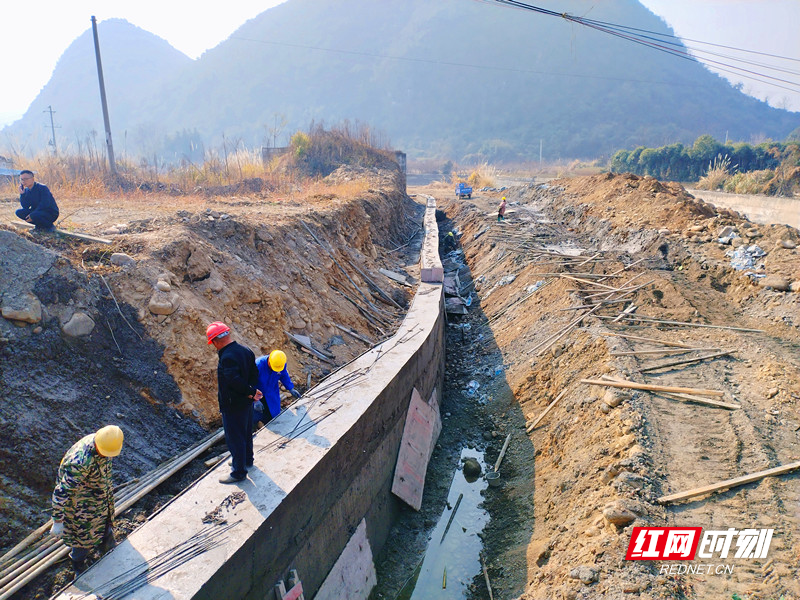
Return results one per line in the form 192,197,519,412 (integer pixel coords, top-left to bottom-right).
498,197,507,222
50,425,123,573
253,350,301,426
207,322,263,483
442,230,458,253
16,170,59,232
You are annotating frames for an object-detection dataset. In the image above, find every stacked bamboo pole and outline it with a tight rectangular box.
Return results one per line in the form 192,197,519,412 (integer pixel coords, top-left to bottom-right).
0,428,225,599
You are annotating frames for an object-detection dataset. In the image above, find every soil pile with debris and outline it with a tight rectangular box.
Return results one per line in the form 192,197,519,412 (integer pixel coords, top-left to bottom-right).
0,165,419,576
401,173,800,599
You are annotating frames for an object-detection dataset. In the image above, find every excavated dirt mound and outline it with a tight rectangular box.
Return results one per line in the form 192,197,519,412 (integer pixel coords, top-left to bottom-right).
0,165,423,597
398,173,800,599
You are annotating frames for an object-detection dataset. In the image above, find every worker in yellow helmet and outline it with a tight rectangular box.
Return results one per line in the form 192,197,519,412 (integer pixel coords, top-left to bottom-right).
50,425,123,573
253,350,301,425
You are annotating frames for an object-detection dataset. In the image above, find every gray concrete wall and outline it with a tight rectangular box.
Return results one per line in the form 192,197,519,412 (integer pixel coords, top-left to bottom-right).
56,197,444,600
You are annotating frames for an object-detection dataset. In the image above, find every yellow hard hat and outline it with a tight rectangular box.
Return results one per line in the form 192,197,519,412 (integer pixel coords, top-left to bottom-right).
95,425,124,457
268,350,287,372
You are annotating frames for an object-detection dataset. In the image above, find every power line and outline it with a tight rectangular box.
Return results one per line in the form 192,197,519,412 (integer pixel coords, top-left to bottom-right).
478,0,800,96
230,36,726,92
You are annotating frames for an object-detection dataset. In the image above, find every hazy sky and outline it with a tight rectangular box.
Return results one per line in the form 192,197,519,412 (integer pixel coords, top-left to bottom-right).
2,0,798,129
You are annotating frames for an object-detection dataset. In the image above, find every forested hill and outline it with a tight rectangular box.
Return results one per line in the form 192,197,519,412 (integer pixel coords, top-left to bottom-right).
5,1,799,161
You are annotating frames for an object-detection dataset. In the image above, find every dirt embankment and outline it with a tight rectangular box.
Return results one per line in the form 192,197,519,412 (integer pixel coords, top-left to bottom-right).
0,165,419,567
419,173,800,599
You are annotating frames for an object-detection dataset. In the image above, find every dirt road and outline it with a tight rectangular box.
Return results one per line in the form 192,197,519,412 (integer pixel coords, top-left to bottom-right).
687,188,800,229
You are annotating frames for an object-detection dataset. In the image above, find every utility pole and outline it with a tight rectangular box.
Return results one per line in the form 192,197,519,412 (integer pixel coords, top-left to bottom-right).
91,16,117,175
43,105,59,155
539,139,543,168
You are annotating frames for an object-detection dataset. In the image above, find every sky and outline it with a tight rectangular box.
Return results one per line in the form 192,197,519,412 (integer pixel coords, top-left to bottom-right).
1,0,799,129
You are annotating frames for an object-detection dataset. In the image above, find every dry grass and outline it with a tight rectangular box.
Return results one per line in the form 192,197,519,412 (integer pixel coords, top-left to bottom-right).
696,154,733,190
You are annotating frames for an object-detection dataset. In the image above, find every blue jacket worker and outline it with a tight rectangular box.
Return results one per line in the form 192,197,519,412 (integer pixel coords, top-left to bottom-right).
253,350,301,425
207,321,262,484
17,170,59,231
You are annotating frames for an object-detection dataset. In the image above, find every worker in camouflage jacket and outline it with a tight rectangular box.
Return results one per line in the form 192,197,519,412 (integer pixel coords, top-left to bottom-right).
50,425,124,572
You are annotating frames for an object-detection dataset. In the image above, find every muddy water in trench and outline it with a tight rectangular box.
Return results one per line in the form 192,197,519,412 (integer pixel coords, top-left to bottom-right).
396,449,490,600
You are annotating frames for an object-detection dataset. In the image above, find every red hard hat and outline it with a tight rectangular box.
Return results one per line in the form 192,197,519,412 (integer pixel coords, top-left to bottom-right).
206,321,231,344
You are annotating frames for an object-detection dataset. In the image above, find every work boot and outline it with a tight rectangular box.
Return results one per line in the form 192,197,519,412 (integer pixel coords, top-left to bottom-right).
71,559,86,575
219,474,246,484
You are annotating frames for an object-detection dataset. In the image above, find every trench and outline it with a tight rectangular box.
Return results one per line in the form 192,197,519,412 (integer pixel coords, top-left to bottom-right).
371,209,536,600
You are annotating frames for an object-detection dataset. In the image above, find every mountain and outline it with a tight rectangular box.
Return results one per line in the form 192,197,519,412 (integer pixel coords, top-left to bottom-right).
5,2,799,161
4,19,191,155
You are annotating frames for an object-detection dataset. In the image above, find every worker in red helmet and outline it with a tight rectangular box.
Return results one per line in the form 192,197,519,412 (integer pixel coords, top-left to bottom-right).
206,322,262,483
253,349,301,426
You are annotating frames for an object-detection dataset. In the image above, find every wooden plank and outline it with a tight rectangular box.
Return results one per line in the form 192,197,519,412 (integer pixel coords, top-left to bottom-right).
581,378,724,397
658,460,800,504
493,434,512,472
9,221,112,244
611,349,697,356
526,388,569,432
392,388,438,511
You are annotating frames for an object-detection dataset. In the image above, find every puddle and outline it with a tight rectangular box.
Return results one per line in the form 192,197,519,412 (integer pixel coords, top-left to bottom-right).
395,448,490,600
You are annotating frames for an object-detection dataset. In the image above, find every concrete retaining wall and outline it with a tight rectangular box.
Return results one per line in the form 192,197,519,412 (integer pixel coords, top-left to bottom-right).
56,196,444,600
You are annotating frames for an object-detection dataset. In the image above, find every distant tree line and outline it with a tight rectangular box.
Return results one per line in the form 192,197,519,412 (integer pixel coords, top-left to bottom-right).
609,135,800,181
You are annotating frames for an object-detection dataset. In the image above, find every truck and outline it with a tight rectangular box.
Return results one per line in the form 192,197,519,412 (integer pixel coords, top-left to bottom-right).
455,182,472,199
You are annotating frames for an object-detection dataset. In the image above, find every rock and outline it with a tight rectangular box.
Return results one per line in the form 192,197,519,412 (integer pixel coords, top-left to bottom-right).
148,292,181,315
62,312,95,337
185,250,213,282
778,239,797,249
156,280,171,292
603,504,637,527
604,390,627,408
255,327,264,337
569,566,598,585
599,403,611,414
658,228,670,235
110,252,136,267
462,458,482,478
759,275,790,292
33,326,42,334
745,228,762,239
766,388,779,399
731,237,745,248
689,224,705,233
613,471,647,491
717,225,736,238
1,293,42,324
483,431,493,441
791,281,800,293
601,465,620,484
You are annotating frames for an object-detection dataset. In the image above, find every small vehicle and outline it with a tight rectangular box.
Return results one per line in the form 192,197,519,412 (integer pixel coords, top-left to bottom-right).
455,182,472,199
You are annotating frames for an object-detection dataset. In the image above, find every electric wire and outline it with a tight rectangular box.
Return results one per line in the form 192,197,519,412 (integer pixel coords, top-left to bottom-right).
479,0,800,95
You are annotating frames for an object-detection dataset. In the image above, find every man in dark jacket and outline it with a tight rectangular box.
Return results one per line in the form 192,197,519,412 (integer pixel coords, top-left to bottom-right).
16,170,59,231
207,321,262,483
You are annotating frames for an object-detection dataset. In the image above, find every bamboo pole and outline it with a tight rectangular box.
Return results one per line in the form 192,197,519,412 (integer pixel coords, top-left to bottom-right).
493,434,512,472
640,350,734,372
0,522,51,565
346,260,403,310
655,391,740,411
597,314,765,333
481,554,494,600
333,323,374,346
534,304,602,356
611,349,699,356
581,378,724,397
601,332,702,349
526,389,570,432
0,547,70,600
658,461,800,504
